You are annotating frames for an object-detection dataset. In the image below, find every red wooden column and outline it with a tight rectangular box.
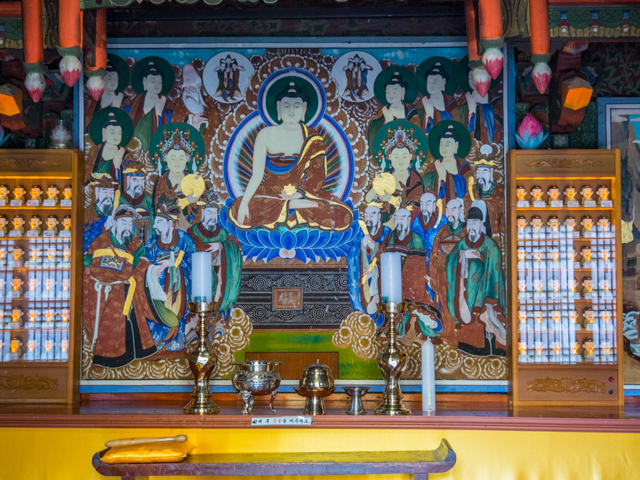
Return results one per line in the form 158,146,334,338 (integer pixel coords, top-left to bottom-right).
464,0,491,97
58,0,83,87
478,0,504,79
85,8,107,101
530,0,552,94
22,0,46,102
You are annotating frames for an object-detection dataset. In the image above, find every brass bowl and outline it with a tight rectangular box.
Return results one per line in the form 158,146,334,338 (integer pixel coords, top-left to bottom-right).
299,361,335,390
293,386,336,398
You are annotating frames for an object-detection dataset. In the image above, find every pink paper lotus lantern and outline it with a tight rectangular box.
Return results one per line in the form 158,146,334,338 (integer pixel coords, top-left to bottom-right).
516,113,548,149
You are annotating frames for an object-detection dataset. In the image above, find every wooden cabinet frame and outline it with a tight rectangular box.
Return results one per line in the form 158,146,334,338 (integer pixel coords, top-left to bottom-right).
507,149,623,407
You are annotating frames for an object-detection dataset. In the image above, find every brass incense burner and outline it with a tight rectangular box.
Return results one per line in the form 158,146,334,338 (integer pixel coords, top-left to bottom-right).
183,301,220,415
294,361,336,415
232,360,283,415
375,301,411,415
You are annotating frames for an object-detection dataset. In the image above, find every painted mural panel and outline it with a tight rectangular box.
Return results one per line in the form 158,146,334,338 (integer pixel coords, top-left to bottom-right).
599,98,640,385
81,41,506,382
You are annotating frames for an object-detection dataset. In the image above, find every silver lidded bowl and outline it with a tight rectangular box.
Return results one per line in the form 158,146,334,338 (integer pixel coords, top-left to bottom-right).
232,360,282,415
293,361,336,415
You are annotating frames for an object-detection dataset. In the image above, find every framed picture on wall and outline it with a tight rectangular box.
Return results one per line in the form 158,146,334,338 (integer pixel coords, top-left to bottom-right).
598,97,640,388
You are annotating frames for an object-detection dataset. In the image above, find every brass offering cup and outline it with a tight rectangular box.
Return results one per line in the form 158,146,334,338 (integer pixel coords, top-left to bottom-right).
343,386,371,415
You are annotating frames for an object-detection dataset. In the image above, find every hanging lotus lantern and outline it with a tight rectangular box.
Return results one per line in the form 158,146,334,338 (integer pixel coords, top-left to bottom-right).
22,0,46,102
472,66,491,98
532,62,552,95
58,0,83,87
464,0,491,98
84,8,107,101
530,0,552,94
478,0,504,80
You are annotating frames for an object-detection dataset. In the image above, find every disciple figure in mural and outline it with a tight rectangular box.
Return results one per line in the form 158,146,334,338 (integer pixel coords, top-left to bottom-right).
228,81,353,231
383,208,429,304
188,192,242,313
411,190,447,303
83,175,119,249
422,120,473,205
119,162,154,244
172,63,221,147
83,205,157,368
367,67,420,155
151,124,207,225
213,55,245,101
414,58,460,134
470,158,504,247
445,206,506,356
348,203,391,316
144,201,197,356
342,54,374,101
126,58,175,152
87,109,134,184
429,196,467,347
84,54,129,130
461,69,502,144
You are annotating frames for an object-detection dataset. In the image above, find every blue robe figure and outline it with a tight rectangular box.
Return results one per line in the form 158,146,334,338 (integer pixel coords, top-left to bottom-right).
411,211,447,303
348,209,390,326
144,229,197,352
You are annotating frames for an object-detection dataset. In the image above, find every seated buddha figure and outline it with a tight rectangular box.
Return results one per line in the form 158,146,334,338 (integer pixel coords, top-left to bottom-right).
228,82,353,231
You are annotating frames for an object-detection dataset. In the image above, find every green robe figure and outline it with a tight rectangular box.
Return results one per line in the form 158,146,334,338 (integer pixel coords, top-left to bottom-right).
188,195,242,312
445,206,506,357
126,60,174,152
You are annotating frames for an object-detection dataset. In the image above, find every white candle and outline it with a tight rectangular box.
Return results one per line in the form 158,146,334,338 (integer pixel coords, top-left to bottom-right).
380,252,402,303
191,252,212,302
422,338,436,412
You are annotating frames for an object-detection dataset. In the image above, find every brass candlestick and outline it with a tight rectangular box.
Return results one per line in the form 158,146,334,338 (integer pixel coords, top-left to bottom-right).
375,301,411,415
184,301,220,415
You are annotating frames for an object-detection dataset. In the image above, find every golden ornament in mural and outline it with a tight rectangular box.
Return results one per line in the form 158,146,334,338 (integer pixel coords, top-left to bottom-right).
372,172,396,197
179,174,206,209
282,184,297,196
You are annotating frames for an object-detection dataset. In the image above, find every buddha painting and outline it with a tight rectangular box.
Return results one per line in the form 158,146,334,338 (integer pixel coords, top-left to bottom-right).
228,81,353,231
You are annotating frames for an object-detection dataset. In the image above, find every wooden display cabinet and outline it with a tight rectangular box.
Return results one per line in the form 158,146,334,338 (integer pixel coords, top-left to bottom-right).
508,149,623,407
0,150,83,403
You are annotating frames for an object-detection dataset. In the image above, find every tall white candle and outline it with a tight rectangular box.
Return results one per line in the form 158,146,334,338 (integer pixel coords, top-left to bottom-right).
422,338,436,412
191,252,212,302
380,252,402,303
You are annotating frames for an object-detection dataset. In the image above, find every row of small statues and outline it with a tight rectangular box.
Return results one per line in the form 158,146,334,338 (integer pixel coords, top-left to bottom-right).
517,276,613,297
518,306,613,329
1,306,71,327
0,184,72,205
516,214,611,235
0,214,72,236
518,245,612,265
518,337,610,362
516,184,610,205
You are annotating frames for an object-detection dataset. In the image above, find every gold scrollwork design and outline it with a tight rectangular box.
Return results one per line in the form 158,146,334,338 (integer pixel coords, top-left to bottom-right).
524,158,604,170
527,377,606,394
0,374,59,391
